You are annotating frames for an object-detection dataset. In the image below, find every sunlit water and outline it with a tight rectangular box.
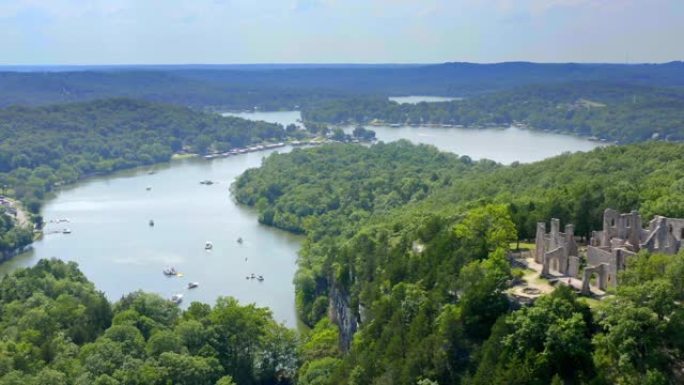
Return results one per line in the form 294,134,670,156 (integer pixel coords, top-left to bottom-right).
1,108,603,328
364,124,603,164
222,110,303,128
224,110,604,164
0,151,303,327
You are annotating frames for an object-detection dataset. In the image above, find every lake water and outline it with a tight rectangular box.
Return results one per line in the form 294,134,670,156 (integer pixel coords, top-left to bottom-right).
0,150,303,328
222,110,303,128
389,96,462,104
365,125,602,164
223,110,604,164
1,108,603,328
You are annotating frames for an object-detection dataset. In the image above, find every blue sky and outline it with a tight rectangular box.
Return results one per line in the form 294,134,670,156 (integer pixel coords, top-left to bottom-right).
0,0,682,64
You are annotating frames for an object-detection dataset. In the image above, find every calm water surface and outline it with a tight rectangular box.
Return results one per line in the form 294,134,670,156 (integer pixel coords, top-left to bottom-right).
222,110,303,128
225,110,604,164
1,108,603,328
1,150,303,327
365,125,603,164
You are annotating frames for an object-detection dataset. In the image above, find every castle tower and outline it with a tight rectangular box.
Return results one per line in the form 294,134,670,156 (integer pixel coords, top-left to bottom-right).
628,210,642,250
565,224,577,257
550,218,561,250
535,222,546,263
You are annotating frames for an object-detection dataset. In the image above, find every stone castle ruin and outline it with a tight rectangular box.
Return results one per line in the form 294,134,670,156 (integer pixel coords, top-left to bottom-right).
536,208,684,295
534,218,580,277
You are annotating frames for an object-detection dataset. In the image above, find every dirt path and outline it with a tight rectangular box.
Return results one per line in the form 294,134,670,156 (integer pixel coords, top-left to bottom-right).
507,250,555,301
3,198,31,228
508,249,606,301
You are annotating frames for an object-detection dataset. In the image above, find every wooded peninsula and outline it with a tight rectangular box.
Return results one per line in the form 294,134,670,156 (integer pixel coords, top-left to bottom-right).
2,63,684,385
302,82,684,143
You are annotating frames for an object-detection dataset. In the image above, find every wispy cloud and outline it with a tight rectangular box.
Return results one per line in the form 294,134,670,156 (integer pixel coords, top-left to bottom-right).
0,0,680,64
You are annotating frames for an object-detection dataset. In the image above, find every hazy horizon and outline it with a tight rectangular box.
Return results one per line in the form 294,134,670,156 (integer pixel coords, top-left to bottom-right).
1,60,682,68
1,0,682,65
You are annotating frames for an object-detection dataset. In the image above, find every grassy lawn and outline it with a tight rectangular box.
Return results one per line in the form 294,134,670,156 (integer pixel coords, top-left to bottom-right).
510,241,536,251
531,275,550,286
578,296,603,309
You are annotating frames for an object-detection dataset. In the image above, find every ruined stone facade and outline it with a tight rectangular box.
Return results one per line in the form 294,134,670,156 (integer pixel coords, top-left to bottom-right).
537,208,684,296
535,218,580,278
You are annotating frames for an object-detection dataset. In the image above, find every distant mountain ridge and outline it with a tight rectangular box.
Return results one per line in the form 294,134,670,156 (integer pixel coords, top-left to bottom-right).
1,62,683,109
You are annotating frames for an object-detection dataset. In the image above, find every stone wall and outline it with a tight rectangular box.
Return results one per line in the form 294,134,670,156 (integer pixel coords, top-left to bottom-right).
535,222,546,263
568,256,580,278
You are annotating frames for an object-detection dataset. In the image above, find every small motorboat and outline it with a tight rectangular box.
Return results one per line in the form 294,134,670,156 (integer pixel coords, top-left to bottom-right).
170,294,183,304
237,237,243,244
62,228,72,234
146,186,152,191
250,273,255,279
163,267,177,276
187,282,199,289
257,275,264,282
149,219,155,227
205,241,213,250
199,180,214,185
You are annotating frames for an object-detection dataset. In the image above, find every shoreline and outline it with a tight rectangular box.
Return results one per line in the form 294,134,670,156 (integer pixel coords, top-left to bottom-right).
2,144,309,329
200,137,375,160
0,136,374,267
311,120,618,144
0,197,38,260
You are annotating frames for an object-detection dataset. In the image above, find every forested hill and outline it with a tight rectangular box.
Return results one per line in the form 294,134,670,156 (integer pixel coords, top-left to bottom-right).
233,141,684,384
232,141,493,235
1,62,684,108
176,61,684,95
0,258,297,384
302,82,684,143
0,98,288,214
0,71,340,110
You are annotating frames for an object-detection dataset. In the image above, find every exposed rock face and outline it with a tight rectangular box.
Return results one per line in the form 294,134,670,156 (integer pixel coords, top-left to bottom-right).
328,283,358,352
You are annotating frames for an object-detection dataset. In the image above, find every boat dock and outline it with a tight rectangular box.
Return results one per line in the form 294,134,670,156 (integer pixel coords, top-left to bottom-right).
203,142,288,159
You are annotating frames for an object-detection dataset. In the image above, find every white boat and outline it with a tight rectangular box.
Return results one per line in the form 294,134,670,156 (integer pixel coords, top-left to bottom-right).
62,228,72,234
205,241,213,250
170,294,183,304
163,267,177,276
